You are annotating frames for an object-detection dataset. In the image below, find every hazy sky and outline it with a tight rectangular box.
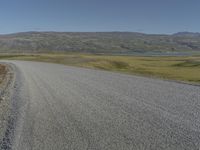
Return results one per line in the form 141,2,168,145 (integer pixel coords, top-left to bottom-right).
0,0,199,34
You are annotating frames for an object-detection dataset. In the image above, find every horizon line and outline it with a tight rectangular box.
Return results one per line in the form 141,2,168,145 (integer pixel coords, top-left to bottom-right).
0,30,199,36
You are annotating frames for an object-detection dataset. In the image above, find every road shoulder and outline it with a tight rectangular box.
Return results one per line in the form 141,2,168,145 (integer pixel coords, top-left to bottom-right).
0,64,15,149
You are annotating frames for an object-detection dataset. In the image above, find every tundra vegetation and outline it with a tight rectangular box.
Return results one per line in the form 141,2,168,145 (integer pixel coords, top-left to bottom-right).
0,53,199,83
0,32,199,84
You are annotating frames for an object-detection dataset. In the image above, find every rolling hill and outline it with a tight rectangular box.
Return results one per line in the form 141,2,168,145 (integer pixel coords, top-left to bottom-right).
0,31,200,55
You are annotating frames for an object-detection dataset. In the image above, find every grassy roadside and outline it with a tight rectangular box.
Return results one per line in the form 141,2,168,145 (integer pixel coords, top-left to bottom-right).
0,53,200,83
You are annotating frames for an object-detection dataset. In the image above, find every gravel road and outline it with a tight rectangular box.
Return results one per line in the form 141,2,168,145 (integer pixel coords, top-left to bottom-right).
1,61,200,150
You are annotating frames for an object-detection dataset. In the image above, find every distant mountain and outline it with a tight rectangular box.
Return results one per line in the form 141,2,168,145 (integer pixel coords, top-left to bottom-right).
173,32,200,37
0,31,199,55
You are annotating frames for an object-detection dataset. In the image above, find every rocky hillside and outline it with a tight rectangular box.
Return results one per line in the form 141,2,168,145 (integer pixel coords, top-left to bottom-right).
0,32,199,55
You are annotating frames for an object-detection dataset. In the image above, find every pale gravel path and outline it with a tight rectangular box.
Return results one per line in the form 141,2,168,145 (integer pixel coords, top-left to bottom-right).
1,60,200,150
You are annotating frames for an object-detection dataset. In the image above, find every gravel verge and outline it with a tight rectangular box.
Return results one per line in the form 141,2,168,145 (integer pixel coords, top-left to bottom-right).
0,64,15,150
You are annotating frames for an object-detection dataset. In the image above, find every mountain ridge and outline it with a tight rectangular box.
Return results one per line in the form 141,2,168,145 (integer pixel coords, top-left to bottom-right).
0,31,199,55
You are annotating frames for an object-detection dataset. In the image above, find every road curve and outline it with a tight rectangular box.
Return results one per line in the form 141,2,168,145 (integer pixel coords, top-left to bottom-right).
1,61,200,150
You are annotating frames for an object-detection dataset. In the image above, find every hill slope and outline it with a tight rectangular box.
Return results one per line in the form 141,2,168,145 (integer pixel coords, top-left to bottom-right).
0,32,200,55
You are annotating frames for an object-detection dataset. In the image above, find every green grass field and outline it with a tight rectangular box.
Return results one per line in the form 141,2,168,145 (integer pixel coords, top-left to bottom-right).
0,53,200,83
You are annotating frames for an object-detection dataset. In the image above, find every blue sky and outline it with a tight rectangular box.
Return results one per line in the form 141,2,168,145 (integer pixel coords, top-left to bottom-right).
0,0,199,34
